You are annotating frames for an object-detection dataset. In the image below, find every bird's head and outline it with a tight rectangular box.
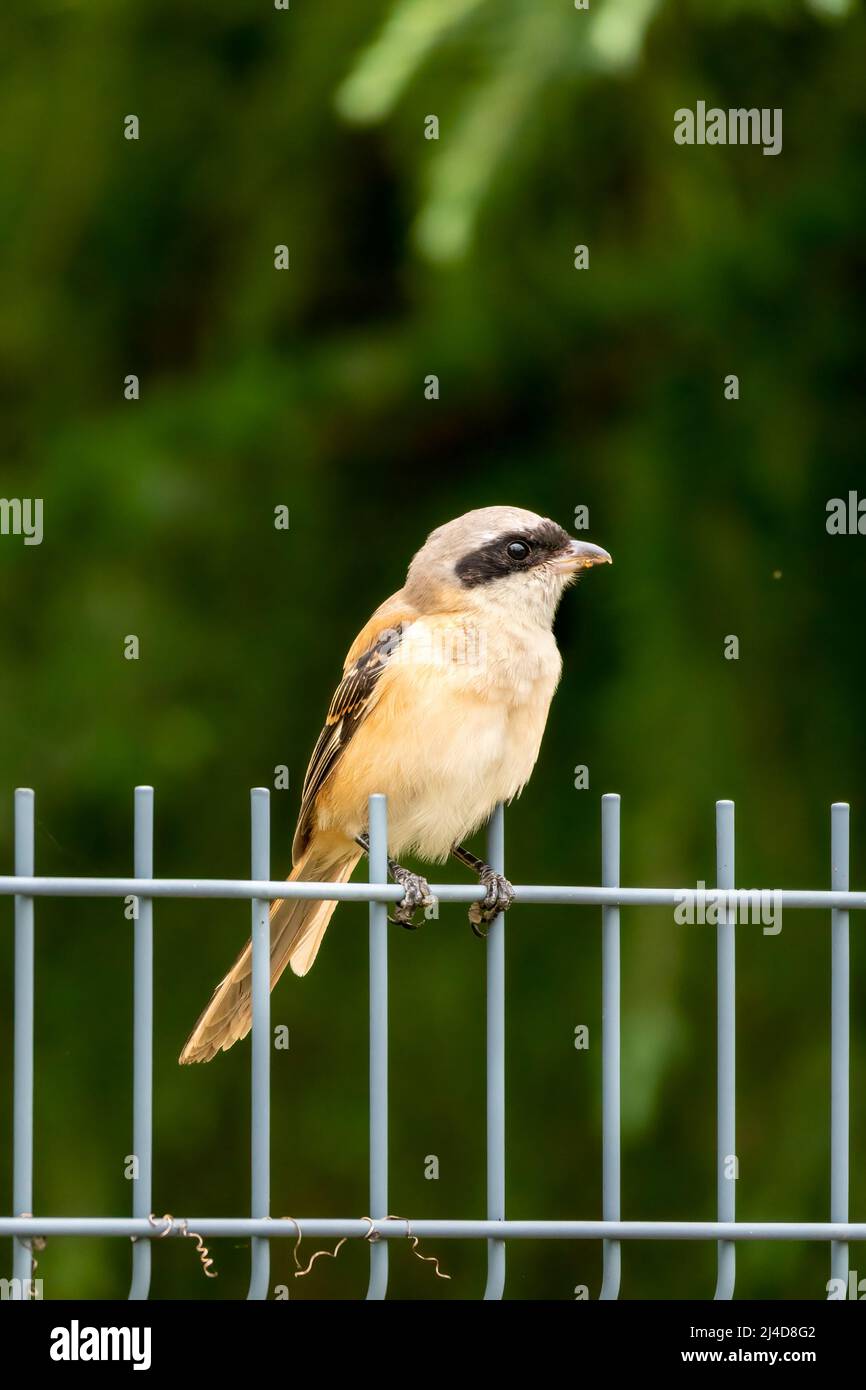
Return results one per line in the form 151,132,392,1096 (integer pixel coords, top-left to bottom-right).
405,506,611,627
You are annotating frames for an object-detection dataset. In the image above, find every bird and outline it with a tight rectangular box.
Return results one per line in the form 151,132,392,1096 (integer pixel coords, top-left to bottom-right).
179,506,611,1063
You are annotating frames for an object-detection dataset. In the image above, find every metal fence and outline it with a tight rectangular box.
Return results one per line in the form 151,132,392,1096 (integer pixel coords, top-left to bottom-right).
2,786,862,1300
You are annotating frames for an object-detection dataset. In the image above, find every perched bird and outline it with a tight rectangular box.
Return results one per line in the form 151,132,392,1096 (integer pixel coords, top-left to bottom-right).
180,506,610,1063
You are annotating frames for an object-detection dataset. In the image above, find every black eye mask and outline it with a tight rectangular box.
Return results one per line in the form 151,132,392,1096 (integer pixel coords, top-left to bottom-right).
455,521,571,589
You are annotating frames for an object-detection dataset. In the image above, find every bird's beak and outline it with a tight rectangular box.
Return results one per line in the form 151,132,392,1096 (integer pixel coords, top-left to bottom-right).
551,539,613,573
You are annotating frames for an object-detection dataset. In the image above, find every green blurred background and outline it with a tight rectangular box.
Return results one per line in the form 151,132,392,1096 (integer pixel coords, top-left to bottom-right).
1,0,864,1300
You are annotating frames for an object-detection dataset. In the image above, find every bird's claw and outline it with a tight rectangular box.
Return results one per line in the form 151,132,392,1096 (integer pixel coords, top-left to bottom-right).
469,871,514,937
388,870,436,930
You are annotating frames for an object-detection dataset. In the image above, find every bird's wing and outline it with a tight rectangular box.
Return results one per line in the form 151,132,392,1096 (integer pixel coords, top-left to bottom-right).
291,594,417,863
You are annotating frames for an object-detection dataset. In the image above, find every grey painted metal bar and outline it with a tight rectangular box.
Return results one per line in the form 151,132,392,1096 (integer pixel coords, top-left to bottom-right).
484,804,506,1299
600,794,621,1299
5,1216,866,1241
830,803,850,1292
366,794,389,1299
0,876,863,911
247,789,271,1300
128,787,154,1301
12,789,35,1296
714,801,736,1300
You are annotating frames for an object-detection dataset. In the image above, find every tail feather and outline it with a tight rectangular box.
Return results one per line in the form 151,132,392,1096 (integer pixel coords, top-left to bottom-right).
179,841,360,1064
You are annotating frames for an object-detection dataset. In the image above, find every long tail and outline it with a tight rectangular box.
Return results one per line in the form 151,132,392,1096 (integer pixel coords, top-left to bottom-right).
179,838,360,1064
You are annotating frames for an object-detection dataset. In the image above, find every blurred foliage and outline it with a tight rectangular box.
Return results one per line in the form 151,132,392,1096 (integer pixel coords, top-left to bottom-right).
0,0,864,1300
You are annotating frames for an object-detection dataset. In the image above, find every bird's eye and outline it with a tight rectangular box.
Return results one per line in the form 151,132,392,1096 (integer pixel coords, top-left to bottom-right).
507,540,530,562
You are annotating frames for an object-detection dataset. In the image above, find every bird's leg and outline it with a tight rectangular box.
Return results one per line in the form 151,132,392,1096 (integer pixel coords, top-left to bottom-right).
451,842,514,939
354,834,436,930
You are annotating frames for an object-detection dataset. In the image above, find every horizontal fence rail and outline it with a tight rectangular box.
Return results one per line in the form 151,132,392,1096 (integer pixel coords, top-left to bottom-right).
6,1218,866,1240
3,787,859,1300
1,879,863,909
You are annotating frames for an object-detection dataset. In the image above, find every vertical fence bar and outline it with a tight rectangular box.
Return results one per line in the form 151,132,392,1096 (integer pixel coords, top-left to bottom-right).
714,799,736,1300
128,787,154,1300
484,803,506,1300
247,788,271,1299
600,793,621,1299
12,789,35,1296
366,793,389,1300
830,802,850,1293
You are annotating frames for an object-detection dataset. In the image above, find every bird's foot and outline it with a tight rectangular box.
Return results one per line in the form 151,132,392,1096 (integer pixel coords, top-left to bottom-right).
468,868,514,938
388,863,436,930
